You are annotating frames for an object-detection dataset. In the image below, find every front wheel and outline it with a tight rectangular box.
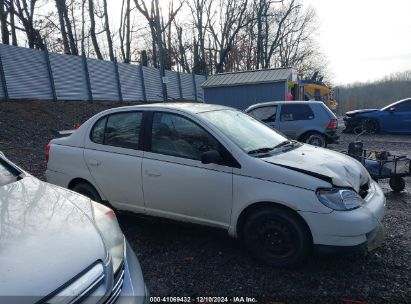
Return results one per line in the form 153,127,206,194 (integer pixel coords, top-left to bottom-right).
389,177,405,192
354,119,379,134
72,182,102,202
243,207,312,268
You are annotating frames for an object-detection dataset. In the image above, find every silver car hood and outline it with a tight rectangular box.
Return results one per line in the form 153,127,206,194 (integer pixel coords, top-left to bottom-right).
0,176,107,302
262,144,370,192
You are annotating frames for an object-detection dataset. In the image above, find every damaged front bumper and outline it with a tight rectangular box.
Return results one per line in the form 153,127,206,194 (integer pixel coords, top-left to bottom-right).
299,180,386,252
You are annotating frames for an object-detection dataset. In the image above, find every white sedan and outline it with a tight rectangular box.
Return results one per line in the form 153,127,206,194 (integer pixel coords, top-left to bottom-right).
46,103,385,267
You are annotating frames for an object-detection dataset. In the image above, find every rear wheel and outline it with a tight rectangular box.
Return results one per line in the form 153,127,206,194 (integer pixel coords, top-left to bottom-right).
301,132,327,147
72,182,102,202
243,207,312,268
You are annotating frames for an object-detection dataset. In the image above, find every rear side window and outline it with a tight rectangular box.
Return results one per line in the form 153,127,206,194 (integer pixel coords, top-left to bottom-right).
248,106,277,122
280,104,314,121
90,112,143,149
91,117,107,144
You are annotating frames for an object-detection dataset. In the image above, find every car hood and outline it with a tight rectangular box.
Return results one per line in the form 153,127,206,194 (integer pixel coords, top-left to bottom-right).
262,144,370,192
0,176,107,302
345,109,378,116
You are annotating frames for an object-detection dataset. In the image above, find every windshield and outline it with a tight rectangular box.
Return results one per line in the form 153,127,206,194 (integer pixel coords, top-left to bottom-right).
0,158,21,187
200,109,287,153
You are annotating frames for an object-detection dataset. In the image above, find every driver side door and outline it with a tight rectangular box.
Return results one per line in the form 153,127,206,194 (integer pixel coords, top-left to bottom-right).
381,100,411,133
141,111,234,228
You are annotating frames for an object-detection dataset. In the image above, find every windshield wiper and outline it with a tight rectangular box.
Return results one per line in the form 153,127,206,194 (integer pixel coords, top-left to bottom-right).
248,147,276,155
273,140,293,149
248,140,299,156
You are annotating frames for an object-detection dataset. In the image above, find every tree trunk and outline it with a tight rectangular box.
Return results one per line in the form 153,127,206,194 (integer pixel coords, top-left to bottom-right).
154,0,167,101
62,0,78,55
125,0,131,63
81,0,86,54
55,0,70,53
0,0,10,44
88,0,103,59
9,0,17,45
102,0,114,61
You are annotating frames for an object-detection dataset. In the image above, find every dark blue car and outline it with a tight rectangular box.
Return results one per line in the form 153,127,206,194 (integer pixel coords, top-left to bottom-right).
344,98,411,134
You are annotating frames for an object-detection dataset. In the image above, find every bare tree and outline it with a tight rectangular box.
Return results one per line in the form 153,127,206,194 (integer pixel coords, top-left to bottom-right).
0,0,10,44
119,0,131,63
133,0,183,67
55,0,70,53
88,0,102,58
8,0,45,49
101,0,114,61
207,0,253,73
9,0,17,45
187,0,213,75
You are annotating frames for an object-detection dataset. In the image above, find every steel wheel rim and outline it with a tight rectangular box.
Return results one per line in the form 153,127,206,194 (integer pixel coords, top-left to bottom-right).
254,219,298,258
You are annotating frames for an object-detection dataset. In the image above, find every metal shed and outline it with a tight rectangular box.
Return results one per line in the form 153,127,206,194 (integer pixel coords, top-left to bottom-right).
202,68,297,109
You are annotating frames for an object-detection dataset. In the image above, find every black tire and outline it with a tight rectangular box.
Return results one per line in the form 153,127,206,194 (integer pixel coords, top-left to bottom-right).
72,182,102,202
301,132,327,148
355,119,379,134
243,207,312,268
389,177,405,192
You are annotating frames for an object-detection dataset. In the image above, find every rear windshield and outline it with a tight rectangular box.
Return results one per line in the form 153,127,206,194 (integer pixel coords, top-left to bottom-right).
0,158,21,187
319,103,337,118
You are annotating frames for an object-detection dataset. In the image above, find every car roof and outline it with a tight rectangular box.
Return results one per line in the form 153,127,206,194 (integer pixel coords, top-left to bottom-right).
104,102,233,114
245,100,324,111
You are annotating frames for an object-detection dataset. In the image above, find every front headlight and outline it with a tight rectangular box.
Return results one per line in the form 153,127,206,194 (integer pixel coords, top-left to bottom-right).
316,188,364,211
92,202,125,274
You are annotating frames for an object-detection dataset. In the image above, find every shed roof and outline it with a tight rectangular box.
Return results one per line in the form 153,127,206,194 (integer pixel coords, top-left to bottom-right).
202,68,293,88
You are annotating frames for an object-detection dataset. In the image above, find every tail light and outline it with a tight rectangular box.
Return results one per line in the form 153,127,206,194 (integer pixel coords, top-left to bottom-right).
327,118,338,129
45,143,51,163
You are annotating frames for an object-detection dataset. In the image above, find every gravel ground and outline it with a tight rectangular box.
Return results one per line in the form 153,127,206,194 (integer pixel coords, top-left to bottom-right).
1,100,410,303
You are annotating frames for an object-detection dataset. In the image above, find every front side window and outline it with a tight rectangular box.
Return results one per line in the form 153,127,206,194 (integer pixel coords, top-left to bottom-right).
249,106,277,122
395,100,411,112
280,104,315,121
90,112,143,149
151,112,219,160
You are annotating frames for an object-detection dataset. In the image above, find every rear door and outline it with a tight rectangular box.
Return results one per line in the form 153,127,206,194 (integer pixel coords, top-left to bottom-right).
278,104,315,139
84,111,145,211
247,105,279,130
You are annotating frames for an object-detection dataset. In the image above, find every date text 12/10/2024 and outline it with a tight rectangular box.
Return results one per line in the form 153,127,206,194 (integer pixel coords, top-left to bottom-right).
150,297,258,303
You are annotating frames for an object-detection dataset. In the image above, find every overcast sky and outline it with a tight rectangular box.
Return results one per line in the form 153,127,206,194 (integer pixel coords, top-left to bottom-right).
304,0,411,84
106,0,411,85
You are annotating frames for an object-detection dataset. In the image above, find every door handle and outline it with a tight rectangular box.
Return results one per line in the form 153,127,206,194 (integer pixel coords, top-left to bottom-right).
88,159,101,167
145,169,161,177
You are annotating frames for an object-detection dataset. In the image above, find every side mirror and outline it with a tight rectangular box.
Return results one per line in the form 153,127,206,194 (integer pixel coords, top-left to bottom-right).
388,107,395,113
201,150,223,165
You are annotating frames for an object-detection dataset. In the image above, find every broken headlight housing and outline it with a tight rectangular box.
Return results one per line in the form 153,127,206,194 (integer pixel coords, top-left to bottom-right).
316,188,364,211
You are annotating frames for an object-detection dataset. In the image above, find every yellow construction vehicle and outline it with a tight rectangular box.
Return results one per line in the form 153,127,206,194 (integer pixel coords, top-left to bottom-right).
301,73,338,110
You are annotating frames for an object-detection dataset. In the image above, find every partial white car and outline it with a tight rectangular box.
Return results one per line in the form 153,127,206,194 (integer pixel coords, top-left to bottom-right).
46,103,385,267
0,152,148,303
